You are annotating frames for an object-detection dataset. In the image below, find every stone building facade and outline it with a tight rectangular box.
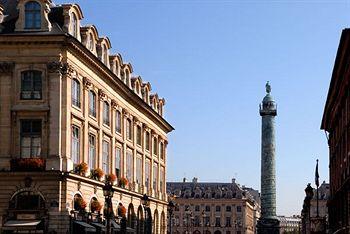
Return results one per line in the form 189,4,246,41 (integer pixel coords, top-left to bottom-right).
0,0,173,233
167,179,260,234
321,28,350,233
278,216,301,234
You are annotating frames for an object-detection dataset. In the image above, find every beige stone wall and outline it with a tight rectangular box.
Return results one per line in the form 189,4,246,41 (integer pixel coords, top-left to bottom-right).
172,198,257,234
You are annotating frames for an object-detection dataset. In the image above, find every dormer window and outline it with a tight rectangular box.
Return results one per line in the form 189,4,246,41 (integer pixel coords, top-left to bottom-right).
25,1,41,29
87,34,94,51
103,45,108,65
71,13,78,37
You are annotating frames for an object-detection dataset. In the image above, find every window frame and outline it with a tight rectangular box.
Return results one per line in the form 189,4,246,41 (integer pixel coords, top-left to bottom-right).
72,79,81,108
20,119,42,158
88,134,96,169
115,110,122,134
88,91,97,118
102,140,110,174
103,101,110,126
20,70,42,100
24,1,41,29
71,125,80,165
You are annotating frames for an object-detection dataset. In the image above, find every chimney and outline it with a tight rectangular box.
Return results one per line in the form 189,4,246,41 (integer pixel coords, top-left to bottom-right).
232,178,236,184
183,177,186,183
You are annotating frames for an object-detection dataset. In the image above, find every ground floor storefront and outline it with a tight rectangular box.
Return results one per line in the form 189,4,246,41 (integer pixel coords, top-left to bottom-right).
0,171,167,234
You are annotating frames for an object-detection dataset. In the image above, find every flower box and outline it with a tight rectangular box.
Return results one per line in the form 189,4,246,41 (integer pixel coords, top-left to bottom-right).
74,162,88,176
90,168,104,180
10,158,46,172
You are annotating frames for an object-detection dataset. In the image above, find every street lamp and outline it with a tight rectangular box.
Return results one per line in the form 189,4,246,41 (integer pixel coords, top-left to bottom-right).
103,182,114,234
141,194,150,234
168,200,175,234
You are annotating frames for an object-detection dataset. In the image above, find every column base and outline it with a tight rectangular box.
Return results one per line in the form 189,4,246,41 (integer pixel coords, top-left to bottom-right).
257,218,280,234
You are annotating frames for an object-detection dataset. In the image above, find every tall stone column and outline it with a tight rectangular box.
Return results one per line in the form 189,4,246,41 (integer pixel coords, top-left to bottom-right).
257,82,280,234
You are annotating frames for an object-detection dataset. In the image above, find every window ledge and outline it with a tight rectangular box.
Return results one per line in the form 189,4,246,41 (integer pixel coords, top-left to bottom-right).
11,105,49,112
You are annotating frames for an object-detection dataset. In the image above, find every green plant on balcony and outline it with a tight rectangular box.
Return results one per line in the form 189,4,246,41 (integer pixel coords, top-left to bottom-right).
10,158,45,171
90,168,104,180
74,162,88,176
105,174,117,183
118,177,128,188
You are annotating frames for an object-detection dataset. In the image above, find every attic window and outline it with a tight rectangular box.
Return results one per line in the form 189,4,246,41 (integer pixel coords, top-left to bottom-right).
25,1,41,29
71,13,78,37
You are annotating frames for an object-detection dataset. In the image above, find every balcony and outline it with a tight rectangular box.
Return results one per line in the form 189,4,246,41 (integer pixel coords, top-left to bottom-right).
10,158,46,172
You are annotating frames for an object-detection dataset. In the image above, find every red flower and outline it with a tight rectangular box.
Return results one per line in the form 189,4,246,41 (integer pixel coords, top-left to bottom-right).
105,174,117,183
90,168,104,180
90,200,102,213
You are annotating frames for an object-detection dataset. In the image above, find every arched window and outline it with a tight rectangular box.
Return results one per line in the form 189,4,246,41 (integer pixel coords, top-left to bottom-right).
21,70,42,100
9,191,45,210
115,111,122,134
126,119,132,140
153,138,158,155
125,70,130,86
25,1,41,29
72,79,81,108
103,101,110,125
88,33,94,51
71,13,78,37
89,91,96,117
103,45,108,65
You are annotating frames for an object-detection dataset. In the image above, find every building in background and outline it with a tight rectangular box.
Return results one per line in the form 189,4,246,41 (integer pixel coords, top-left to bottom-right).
321,28,350,233
167,178,260,234
278,215,301,234
0,0,173,233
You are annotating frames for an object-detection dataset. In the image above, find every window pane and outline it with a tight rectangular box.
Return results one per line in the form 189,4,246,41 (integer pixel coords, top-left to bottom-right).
89,135,96,169
136,156,142,184
115,111,121,133
102,141,109,174
71,126,80,164
126,150,133,183
153,163,158,191
89,91,96,117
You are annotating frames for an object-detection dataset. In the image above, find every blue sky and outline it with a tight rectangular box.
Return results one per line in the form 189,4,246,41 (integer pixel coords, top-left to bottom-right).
55,0,350,216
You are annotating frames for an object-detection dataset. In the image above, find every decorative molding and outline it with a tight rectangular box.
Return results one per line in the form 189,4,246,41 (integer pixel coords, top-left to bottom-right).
98,89,106,101
47,62,74,75
83,77,92,89
111,99,118,109
0,62,15,73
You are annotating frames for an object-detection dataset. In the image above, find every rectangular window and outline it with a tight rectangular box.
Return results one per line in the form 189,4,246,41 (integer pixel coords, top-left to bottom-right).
115,111,121,134
216,206,221,212
126,119,132,140
89,91,96,117
20,120,42,158
145,132,150,151
126,150,133,183
205,206,210,212
115,147,121,177
21,71,42,100
160,142,164,160
215,217,221,227
153,163,158,191
153,138,158,155
160,166,165,194
102,141,109,174
72,79,81,108
225,217,231,227
204,217,210,226
136,125,142,146
103,102,110,126
145,159,151,194
136,156,142,184
88,134,96,169
226,206,232,212
237,206,242,212
71,125,80,164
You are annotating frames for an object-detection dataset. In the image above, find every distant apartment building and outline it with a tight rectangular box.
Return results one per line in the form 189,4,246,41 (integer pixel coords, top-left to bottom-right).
0,0,174,233
278,215,301,234
167,178,260,234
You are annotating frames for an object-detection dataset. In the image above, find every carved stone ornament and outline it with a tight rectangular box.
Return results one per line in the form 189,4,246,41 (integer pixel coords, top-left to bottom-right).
0,62,15,73
83,77,92,89
47,62,74,75
98,89,106,100
133,116,139,124
111,99,118,108
24,177,33,188
122,109,129,117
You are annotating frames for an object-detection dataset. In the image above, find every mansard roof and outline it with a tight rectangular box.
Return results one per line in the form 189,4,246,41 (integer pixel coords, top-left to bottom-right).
167,180,260,204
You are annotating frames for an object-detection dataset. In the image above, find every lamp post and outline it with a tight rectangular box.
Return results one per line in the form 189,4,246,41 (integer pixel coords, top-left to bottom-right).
103,182,114,234
168,200,175,234
141,194,150,234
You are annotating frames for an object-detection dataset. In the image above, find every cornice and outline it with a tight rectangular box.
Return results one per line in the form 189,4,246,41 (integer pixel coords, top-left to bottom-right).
0,34,174,133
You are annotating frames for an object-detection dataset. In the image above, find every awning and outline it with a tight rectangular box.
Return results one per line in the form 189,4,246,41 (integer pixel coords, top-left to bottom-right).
2,220,41,230
90,222,106,230
111,220,120,230
74,221,96,232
